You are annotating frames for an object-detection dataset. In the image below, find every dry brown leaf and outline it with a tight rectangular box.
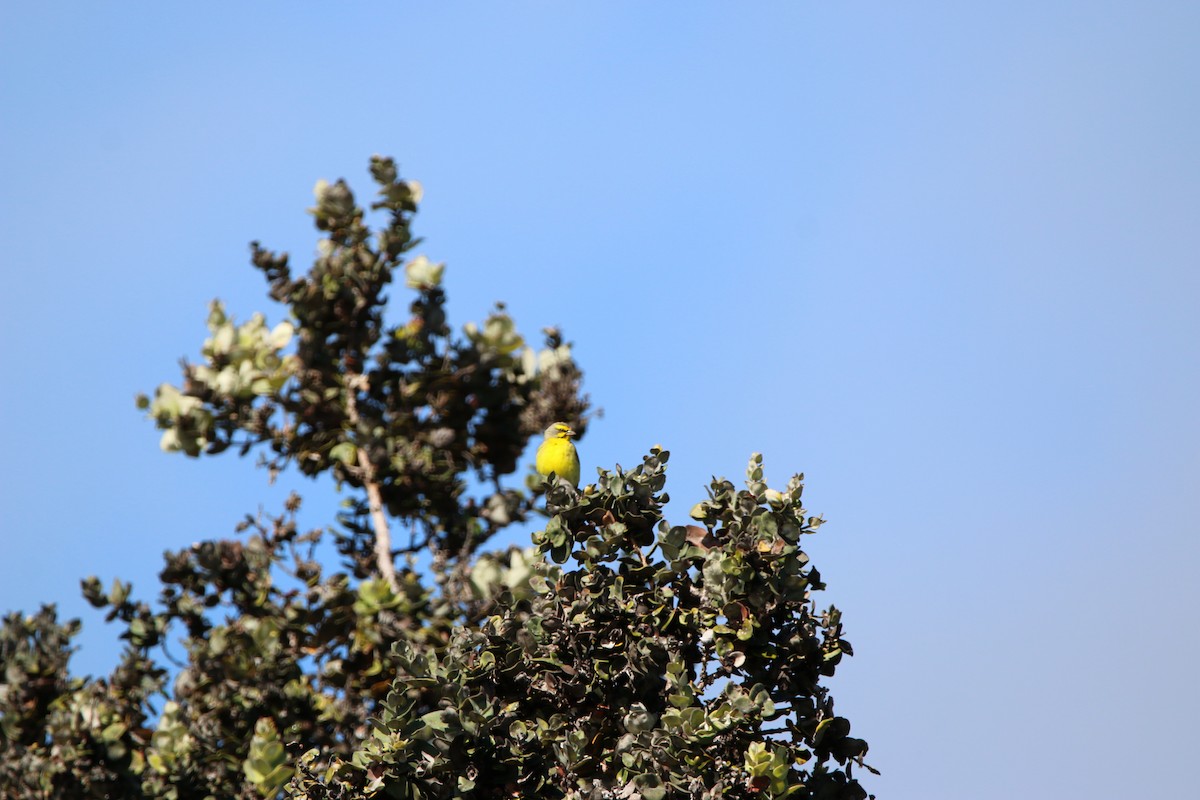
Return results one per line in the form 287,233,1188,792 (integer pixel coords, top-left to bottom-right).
685,525,720,552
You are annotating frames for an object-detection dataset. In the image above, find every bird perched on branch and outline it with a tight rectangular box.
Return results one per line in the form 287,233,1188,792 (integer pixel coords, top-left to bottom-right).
536,422,580,487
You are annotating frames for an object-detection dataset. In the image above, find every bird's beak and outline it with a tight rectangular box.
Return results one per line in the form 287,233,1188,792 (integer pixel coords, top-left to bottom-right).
567,428,577,438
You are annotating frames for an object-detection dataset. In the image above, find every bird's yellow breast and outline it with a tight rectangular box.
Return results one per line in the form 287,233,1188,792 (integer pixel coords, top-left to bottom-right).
536,436,580,487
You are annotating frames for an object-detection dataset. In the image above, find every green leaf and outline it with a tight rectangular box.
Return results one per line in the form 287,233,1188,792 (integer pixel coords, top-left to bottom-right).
420,710,448,732
330,441,357,466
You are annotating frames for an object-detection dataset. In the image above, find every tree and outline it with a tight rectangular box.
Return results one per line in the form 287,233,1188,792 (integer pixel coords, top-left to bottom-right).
0,158,874,800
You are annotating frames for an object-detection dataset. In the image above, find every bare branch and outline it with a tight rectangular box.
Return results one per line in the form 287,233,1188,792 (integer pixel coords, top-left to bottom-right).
344,373,399,592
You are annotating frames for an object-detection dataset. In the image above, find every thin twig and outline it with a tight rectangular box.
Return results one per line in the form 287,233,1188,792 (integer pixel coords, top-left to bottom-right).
345,372,399,592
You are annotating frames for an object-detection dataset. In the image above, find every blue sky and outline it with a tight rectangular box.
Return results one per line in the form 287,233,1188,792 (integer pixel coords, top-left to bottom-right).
3,2,1198,797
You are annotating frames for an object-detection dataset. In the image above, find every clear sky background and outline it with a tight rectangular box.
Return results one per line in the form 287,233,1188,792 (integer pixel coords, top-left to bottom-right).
2,3,1198,797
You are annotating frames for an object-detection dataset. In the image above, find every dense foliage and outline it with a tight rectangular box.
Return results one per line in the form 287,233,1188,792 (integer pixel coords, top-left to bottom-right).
0,159,874,799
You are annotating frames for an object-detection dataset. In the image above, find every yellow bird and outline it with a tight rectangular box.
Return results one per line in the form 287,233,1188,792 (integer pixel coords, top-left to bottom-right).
536,422,580,487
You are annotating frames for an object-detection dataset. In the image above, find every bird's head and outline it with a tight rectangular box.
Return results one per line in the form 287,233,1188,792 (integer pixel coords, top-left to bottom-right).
544,422,576,440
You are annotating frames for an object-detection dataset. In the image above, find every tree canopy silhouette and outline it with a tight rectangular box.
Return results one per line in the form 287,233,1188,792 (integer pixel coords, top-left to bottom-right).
0,158,874,800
